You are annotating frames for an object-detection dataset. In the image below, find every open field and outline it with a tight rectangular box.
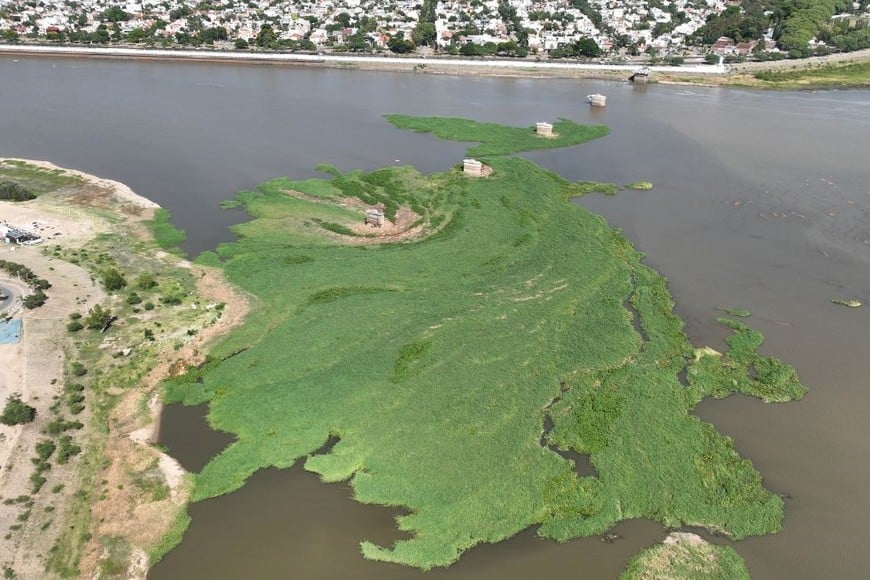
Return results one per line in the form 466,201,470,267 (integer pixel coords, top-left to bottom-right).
164,117,805,570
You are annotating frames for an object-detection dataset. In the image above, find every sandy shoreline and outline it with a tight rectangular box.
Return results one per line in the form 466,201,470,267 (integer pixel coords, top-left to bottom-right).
4,158,160,210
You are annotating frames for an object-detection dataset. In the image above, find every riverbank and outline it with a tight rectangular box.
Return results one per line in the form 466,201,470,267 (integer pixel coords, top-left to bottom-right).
2,42,869,88
0,159,248,579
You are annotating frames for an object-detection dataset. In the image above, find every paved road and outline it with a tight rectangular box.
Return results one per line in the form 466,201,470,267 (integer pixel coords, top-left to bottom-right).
0,280,23,316
0,43,727,75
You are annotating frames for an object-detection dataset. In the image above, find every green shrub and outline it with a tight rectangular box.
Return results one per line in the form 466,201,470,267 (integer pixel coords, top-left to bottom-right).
136,273,158,290
1,394,36,426
100,268,127,291
84,304,113,330
56,436,82,464
22,291,47,309
35,440,56,461
0,180,35,201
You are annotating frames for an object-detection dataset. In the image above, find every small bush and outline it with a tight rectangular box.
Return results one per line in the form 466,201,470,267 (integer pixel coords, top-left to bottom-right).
46,419,83,436
126,292,142,305
35,440,56,461
70,362,87,377
22,291,47,309
66,321,83,332
56,436,82,464
84,304,113,330
144,302,155,311
136,273,158,290
1,394,36,426
100,268,127,291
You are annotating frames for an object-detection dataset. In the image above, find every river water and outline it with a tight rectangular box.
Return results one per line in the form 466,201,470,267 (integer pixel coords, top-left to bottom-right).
1,56,868,579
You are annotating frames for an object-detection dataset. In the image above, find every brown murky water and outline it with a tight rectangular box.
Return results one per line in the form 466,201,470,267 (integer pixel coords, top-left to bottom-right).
1,55,868,578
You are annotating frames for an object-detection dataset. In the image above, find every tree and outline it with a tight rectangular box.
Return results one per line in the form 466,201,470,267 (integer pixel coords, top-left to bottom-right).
99,6,131,22
388,36,415,54
412,22,436,46
234,38,249,49
256,23,277,48
101,268,127,291
84,304,114,331
347,31,370,52
575,37,601,57
1,394,36,426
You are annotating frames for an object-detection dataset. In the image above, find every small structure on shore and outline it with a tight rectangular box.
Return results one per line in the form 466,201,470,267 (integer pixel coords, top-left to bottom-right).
0,223,41,245
535,122,554,137
463,158,484,177
365,208,385,228
629,67,650,84
586,94,607,107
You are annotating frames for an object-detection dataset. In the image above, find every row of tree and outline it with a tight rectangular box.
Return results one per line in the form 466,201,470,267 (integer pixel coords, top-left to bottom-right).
693,0,868,57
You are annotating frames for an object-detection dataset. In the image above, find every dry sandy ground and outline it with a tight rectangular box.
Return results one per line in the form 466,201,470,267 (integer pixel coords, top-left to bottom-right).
0,197,108,577
0,159,249,579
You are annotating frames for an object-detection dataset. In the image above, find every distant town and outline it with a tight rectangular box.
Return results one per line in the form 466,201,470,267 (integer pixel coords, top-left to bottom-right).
1,0,869,62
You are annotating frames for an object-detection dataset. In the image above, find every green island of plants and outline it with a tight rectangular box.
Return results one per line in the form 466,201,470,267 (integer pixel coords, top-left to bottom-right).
620,533,749,580
384,115,609,156
165,116,805,570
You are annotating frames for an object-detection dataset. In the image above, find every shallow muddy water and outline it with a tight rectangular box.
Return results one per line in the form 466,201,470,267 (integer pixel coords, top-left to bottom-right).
1,55,868,579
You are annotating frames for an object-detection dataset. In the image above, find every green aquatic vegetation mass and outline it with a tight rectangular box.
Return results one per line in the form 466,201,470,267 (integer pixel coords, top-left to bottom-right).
716,306,751,318
568,181,619,196
146,208,186,253
385,115,609,156
620,535,749,580
165,117,805,570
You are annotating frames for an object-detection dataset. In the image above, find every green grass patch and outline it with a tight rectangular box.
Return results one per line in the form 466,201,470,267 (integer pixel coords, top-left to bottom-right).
0,159,84,196
385,115,609,156
146,209,186,253
753,61,870,89
626,181,653,191
148,507,191,565
568,181,620,196
164,117,804,570
715,306,751,317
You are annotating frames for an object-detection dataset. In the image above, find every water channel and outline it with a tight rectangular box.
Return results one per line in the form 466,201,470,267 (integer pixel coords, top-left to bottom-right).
1,55,868,579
